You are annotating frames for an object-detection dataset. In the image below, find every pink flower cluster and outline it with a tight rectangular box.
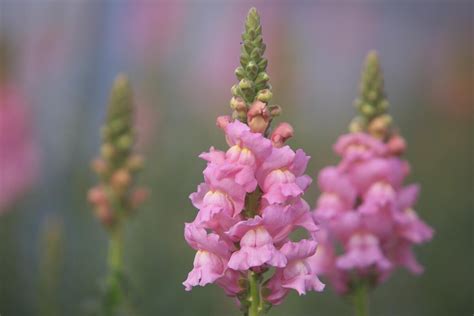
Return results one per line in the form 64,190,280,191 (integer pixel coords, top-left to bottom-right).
0,84,39,213
310,132,433,294
184,119,324,304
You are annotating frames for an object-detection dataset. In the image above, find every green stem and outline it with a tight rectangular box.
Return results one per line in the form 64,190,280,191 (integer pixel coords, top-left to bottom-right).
108,225,123,275
247,271,261,316
352,284,369,316
103,224,124,316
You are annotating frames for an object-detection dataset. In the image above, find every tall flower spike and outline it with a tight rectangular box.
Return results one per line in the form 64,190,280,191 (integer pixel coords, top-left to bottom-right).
311,51,433,316
350,51,392,139
185,8,323,316
88,74,147,316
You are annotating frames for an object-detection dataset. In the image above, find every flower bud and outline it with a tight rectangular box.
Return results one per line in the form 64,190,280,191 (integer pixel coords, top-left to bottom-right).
238,78,252,91
271,122,294,147
216,115,231,130
361,104,375,117
230,96,246,112
231,84,239,97
111,169,131,191
101,143,115,160
368,114,392,139
247,101,270,133
256,89,272,103
268,104,281,117
235,66,245,80
349,116,367,133
88,186,107,205
117,135,132,151
387,134,406,156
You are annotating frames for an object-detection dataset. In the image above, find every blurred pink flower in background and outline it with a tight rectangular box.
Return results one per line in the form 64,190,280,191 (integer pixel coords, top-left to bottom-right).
127,1,187,61
310,132,433,293
0,84,39,212
133,97,160,152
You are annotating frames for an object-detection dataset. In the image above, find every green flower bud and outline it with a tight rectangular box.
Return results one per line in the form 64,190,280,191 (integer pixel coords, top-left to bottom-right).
256,89,272,102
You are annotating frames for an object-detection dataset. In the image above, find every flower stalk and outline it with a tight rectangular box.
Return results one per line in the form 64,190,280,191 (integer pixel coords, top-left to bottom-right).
352,283,369,316
88,74,147,316
184,7,324,316
247,271,262,316
311,51,433,315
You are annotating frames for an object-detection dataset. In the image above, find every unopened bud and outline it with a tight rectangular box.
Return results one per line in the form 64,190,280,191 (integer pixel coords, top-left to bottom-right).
235,66,245,80
268,104,281,117
246,61,258,79
231,84,239,97
216,115,231,130
368,114,392,139
255,72,269,85
230,96,246,112
387,134,406,156
247,101,270,133
88,186,107,205
101,143,115,160
238,78,252,91
349,116,367,133
256,89,272,103
111,169,131,191
271,122,294,147
117,135,132,151
361,104,375,117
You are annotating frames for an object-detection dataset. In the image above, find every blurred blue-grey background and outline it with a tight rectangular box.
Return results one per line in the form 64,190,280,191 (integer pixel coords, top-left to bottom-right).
0,1,472,315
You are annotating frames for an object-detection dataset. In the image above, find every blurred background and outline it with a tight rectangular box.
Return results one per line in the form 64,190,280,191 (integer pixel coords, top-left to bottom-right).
0,1,472,315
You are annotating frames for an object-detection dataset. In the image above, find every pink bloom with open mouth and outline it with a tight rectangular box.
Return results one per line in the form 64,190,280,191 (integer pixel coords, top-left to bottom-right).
336,233,392,271
0,84,39,213
183,223,235,291
315,167,356,220
266,240,325,305
334,132,388,170
257,146,312,205
227,225,287,271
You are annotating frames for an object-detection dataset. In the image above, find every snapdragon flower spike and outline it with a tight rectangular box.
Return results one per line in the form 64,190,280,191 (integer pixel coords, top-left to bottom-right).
311,52,434,301
88,74,147,227
88,74,147,315
184,8,323,315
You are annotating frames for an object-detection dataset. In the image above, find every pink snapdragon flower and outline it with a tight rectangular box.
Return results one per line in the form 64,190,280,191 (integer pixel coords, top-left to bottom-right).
311,132,433,294
257,146,312,205
184,119,324,304
266,240,325,304
334,132,388,170
0,84,39,212
183,223,237,291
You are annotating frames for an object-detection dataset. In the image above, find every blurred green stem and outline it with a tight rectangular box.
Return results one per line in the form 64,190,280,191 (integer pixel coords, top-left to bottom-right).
103,224,124,316
352,284,369,316
108,225,123,277
247,271,262,316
